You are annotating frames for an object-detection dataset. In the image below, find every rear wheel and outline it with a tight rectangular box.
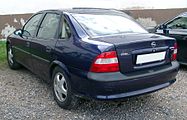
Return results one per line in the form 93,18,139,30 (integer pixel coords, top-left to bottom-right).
7,44,21,69
52,67,79,109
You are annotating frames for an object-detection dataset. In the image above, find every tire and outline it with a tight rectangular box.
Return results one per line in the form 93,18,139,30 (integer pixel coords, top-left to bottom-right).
7,44,21,70
52,67,79,109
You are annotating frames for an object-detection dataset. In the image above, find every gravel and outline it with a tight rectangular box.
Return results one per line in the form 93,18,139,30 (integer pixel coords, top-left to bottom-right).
0,64,186,120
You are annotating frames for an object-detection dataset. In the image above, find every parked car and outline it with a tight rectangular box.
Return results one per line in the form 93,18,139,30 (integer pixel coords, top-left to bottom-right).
155,12,187,65
6,8,179,109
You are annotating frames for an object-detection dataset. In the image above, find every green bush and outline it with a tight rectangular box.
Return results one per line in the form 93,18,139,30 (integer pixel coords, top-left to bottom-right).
0,41,6,64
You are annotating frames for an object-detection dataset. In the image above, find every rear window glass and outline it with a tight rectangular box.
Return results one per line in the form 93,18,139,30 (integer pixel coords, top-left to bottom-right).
72,14,148,37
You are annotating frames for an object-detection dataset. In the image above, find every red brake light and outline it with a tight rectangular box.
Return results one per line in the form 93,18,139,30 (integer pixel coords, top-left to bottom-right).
90,51,119,73
172,42,178,61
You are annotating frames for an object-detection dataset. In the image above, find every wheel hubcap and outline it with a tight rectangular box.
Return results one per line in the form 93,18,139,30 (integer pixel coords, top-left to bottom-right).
8,48,14,65
54,72,68,102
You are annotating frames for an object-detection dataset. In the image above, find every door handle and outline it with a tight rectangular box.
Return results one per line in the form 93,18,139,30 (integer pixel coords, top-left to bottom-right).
46,46,52,53
26,42,30,47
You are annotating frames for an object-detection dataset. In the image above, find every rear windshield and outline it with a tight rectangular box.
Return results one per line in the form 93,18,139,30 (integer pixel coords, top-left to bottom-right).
72,14,148,37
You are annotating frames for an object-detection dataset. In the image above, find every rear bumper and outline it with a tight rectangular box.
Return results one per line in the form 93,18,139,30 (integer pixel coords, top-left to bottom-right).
71,61,179,100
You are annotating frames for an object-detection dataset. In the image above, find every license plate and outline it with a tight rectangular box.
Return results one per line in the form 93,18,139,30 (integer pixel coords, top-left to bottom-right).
136,51,166,64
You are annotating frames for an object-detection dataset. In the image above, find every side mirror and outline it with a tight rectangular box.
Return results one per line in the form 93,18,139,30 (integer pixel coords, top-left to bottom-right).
14,29,31,38
157,24,169,35
162,24,169,35
14,29,23,36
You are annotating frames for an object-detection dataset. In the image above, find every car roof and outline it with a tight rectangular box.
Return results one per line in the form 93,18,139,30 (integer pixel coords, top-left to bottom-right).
39,8,129,17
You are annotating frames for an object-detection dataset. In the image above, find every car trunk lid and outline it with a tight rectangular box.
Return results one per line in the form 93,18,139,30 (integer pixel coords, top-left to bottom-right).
90,33,176,74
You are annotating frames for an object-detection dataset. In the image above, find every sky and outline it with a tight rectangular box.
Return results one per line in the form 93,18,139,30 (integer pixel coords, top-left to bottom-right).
0,0,187,15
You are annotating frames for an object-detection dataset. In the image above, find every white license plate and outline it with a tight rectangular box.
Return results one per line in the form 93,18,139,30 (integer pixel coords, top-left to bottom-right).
136,51,166,64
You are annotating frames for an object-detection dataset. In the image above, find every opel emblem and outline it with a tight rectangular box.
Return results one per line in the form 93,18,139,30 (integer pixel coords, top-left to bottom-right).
151,42,156,48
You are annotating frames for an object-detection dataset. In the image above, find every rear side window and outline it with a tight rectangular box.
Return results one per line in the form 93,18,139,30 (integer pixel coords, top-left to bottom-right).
37,13,60,39
23,14,43,37
60,18,72,39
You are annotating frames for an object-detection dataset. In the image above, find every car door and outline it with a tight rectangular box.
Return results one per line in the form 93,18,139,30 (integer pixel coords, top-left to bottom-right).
156,17,187,63
12,13,43,70
30,12,61,80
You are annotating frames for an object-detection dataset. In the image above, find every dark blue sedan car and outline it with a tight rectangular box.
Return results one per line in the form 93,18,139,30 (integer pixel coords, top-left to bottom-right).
6,8,179,109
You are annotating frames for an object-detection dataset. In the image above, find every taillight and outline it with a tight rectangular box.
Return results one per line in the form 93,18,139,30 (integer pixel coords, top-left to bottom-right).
172,42,178,61
90,51,119,73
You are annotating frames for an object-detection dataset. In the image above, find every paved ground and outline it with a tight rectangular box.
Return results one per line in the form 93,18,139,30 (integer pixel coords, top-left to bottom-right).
0,64,186,120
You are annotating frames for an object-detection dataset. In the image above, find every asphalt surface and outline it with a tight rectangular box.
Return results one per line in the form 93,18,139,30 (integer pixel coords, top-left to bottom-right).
0,64,186,120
